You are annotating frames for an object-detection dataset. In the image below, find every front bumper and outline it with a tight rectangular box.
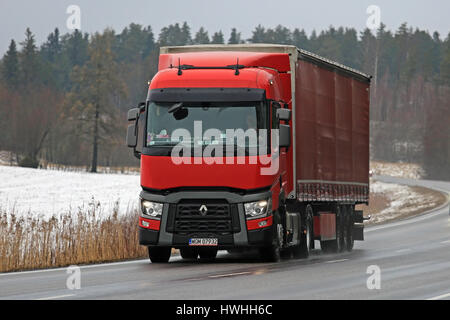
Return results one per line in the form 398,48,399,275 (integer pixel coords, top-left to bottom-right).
138,188,273,248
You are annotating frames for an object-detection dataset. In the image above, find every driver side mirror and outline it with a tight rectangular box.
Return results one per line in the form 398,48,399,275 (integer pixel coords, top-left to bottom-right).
277,108,291,122
126,124,137,148
127,108,139,121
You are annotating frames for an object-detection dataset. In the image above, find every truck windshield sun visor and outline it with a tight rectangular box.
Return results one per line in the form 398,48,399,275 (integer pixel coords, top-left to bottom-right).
148,88,266,103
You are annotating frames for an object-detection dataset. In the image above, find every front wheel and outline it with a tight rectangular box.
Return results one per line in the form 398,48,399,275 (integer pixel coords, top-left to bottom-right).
148,246,171,263
259,214,282,262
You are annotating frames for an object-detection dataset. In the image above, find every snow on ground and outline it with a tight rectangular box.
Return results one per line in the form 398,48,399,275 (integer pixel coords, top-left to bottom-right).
0,165,141,219
368,180,437,224
370,161,424,179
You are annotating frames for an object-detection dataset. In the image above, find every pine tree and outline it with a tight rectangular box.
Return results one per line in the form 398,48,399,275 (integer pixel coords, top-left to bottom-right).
292,28,309,50
19,28,40,85
41,28,62,63
61,29,89,67
272,25,291,44
228,28,242,44
194,27,210,44
211,31,225,44
250,25,266,43
1,40,19,89
181,22,192,45
440,33,450,85
67,30,127,172
142,25,156,57
159,23,191,46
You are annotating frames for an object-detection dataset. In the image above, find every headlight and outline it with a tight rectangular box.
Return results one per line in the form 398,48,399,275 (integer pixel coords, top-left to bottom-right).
244,198,272,220
141,200,163,219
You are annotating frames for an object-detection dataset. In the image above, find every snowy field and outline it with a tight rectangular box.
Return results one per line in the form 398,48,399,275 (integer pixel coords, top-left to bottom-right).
0,163,438,223
366,180,440,224
0,165,141,219
370,161,424,179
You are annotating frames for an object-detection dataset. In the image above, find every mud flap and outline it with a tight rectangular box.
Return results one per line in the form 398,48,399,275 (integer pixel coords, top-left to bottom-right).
353,223,364,241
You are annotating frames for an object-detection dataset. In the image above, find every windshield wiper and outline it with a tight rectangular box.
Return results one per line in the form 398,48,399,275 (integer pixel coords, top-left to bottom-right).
168,102,184,113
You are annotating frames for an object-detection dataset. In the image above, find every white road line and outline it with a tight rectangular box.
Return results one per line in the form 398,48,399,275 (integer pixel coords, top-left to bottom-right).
36,294,75,300
208,272,251,278
440,240,450,244
324,259,348,264
395,248,412,253
426,292,450,300
0,259,146,277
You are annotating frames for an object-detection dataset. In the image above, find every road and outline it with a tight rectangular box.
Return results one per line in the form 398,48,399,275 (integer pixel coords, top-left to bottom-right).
0,176,449,300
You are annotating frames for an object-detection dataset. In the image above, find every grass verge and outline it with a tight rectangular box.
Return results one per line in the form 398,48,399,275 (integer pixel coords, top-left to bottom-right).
0,205,147,273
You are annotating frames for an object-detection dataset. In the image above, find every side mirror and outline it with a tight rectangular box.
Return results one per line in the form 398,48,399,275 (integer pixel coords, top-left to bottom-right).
277,108,291,122
126,124,137,148
279,124,291,148
128,108,139,121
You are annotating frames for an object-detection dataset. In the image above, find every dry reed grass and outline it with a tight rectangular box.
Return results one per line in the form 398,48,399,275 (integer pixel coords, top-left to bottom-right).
0,201,147,273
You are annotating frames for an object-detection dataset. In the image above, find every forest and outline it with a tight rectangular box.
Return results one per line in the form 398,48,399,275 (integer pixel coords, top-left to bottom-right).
0,22,449,179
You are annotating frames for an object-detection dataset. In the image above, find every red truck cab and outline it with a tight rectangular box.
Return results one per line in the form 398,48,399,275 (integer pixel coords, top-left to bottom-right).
126,45,371,263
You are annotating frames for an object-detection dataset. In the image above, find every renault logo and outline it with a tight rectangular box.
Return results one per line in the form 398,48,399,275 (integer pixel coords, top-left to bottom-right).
199,205,208,216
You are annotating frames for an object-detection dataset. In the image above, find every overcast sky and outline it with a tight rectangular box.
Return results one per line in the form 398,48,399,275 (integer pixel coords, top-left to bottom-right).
1,0,449,54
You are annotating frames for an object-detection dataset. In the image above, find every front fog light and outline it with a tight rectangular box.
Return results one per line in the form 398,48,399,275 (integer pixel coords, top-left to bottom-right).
141,200,163,219
244,198,272,220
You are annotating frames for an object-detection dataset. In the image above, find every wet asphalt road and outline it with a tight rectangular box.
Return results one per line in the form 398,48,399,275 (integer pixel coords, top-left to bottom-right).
0,176,449,300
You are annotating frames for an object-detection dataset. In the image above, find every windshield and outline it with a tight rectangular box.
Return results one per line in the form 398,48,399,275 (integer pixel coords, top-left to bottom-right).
146,101,269,153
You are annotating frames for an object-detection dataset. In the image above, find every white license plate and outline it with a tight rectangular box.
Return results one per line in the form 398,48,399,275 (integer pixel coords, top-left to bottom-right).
189,238,218,246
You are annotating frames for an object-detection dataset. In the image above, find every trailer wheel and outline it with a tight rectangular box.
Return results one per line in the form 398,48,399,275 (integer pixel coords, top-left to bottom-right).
341,206,349,251
346,205,355,251
198,247,218,261
180,247,198,260
294,205,313,259
148,246,171,263
259,213,282,262
320,206,344,253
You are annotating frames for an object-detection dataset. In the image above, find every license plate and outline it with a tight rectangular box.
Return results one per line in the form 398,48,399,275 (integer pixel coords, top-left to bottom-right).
189,238,218,246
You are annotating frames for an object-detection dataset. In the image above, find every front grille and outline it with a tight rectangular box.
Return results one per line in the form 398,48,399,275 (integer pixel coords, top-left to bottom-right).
175,220,232,233
177,202,230,219
170,200,239,235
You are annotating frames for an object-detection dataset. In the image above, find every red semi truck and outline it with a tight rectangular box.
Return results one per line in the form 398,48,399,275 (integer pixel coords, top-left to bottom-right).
126,44,371,263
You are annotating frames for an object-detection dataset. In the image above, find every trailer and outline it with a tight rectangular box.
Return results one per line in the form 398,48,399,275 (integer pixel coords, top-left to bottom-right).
126,44,371,262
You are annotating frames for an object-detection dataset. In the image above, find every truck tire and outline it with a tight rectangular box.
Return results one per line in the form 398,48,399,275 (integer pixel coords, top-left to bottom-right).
148,246,171,263
293,205,313,259
320,206,344,253
198,247,218,261
180,247,198,260
259,213,282,262
346,205,355,252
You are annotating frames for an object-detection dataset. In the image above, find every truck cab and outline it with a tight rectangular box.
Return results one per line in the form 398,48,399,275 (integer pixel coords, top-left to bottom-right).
127,45,370,263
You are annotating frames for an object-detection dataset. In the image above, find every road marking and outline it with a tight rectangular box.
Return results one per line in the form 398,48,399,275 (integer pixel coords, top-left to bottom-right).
208,272,251,278
325,259,348,264
440,240,450,244
36,294,75,300
426,292,450,300
395,248,412,253
0,259,147,277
